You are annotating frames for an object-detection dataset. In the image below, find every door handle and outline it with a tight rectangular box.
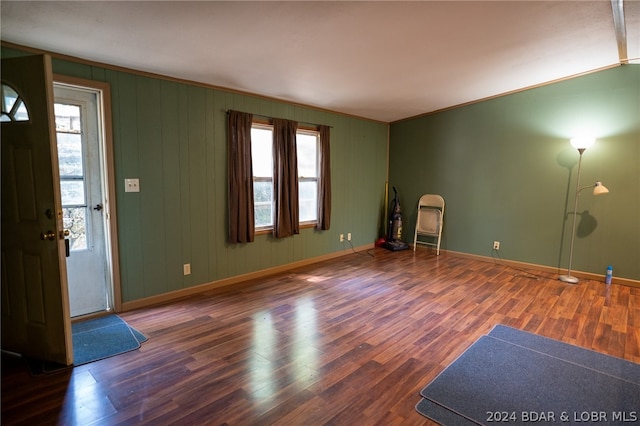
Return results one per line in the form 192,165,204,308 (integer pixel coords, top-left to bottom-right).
40,230,69,241
61,229,70,257
40,230,56,241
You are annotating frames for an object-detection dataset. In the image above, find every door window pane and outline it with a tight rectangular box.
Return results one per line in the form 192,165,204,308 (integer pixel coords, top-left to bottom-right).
1,84,18,114
56,100,89,252
54,103,82,133
63,207,87,251
57,133,83,176
1,83,29,122
60,180,86,205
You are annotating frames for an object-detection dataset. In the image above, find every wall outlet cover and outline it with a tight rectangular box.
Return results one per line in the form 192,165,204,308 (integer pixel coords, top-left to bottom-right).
125,178,140,192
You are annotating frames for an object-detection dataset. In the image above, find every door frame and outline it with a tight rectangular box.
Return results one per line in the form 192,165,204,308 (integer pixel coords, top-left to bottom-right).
53,74,122,314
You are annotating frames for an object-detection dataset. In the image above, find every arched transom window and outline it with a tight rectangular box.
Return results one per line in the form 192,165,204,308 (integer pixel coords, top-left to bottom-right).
1,82,30,122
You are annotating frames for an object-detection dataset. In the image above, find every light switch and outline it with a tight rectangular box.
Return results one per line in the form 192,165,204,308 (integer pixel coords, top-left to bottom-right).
125,178,140,192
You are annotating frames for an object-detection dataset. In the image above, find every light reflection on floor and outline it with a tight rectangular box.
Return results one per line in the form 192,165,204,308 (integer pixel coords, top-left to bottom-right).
62,369,116,424
250,297,319,400
292,298,318,388
251,311,276,400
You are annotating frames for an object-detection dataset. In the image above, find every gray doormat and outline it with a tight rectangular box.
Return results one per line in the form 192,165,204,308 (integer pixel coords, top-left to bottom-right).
26,314,147,374
416,325,640,425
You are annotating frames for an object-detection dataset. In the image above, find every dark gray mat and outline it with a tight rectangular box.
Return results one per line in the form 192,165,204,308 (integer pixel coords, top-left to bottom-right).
416,326,640,425
488,325,640,385
26,315,147,373
415,398,478,426
73,315,147,366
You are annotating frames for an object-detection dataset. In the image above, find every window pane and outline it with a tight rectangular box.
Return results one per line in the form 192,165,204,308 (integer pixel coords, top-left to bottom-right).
2,84,18,113
255,204,273,228
252,125,274,228
254,181,273,227
54,103,82,133
63,207,87,251
299,181,318,222
57,133,83,176
297,133,318,177
254,180,273,203
60,180,85,205
2,84,30,122
14,100,29,121
251,127,273,177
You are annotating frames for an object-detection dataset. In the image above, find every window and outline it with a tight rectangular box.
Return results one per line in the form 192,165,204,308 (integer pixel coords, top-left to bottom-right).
251,124,274,228
251,123,319,229
296,130,319,223
55,102,87,251
1,83,30,122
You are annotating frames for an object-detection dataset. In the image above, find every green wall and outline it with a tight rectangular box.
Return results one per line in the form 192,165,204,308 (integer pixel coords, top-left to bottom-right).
390,65,640,281
2,47,389,302
4,44,637,296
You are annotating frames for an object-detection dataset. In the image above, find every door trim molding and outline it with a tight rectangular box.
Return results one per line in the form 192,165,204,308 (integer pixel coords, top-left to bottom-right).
53,74,122,313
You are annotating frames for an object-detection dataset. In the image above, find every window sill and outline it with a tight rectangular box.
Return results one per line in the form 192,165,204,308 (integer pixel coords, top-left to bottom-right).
255,222,317,236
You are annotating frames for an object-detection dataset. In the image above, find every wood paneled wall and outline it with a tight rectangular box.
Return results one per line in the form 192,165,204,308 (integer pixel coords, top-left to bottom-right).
2,45,390,304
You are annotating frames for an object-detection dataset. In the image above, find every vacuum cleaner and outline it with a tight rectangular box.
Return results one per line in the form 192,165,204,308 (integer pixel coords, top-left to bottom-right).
384,186,409,251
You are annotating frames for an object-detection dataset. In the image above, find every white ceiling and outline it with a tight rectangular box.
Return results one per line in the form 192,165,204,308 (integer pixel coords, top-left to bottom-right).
1,1,638,123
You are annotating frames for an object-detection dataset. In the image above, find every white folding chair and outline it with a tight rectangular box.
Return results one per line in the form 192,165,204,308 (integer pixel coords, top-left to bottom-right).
413,194,445,255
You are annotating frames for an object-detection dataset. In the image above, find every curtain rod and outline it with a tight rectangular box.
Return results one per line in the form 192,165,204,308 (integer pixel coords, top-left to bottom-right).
226,110,332,129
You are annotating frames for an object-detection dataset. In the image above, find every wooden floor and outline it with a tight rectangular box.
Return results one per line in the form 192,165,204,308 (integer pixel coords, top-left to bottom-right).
3,248,640,425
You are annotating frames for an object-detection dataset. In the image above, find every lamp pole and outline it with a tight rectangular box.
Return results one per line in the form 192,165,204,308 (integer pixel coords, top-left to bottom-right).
558,138,609,284
559,149,585,284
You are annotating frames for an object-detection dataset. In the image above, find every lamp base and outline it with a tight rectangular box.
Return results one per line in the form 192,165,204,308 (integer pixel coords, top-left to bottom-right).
558,274,579,284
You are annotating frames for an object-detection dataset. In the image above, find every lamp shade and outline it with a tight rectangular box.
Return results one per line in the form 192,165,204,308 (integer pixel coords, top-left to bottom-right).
593,181,609,195
570,137,595,150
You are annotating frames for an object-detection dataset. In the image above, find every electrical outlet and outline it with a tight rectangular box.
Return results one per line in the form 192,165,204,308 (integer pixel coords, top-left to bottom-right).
340,234,344,242
493,241,500,250
347,233,352,241
183,263,191,275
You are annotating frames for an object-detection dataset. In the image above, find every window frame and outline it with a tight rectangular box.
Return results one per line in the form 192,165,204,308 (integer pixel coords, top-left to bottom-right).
250,121,320,233
296,127,320,226
55,100,90,252
251,121,275,231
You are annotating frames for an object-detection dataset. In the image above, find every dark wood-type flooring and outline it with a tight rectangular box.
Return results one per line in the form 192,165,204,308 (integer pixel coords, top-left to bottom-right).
3,248,640,425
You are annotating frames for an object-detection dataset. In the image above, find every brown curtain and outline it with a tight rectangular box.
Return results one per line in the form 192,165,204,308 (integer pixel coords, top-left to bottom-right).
272,118,299,238
316,125,331,230
227,110,254,243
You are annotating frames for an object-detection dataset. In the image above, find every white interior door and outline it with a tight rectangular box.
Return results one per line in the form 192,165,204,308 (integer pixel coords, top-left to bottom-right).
54,85,112,317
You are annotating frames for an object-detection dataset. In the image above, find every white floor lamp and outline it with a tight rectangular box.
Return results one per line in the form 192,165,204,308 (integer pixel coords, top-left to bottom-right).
559,137,609,284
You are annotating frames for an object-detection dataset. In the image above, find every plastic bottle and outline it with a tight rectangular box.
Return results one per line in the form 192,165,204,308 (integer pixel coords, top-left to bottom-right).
605,266,613,285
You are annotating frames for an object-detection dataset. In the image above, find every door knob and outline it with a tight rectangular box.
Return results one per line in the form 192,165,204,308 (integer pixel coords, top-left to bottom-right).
40,230,56,241
40,230,69,241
